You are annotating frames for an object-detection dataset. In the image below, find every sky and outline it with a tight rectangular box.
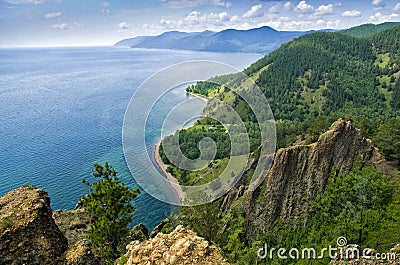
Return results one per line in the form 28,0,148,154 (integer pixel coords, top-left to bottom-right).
0,0,400,47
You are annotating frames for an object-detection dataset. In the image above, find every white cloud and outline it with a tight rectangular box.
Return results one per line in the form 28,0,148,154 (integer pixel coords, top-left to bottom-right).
295,1,314,13
153,10,233,31
44,12,61,19
100,1,110,7
185,10,231,24
341,10,362,17
163,0,229,7
243,4,263,18
283,1,293,10
217,11,230,21
369,11,399,22
162,0,207,8
160,18,183,27
139,1,351,34
326,19,342,28
184,10,200,24
394,3,400,11
315,4,334,15
51,21,83,30
51,23,70,30
269,3,281,13
4,0,44,4
212,0,231,8
118,22,131,29
369,11,383,20
102,8,111,15
372,0,383,6
230,15,239,23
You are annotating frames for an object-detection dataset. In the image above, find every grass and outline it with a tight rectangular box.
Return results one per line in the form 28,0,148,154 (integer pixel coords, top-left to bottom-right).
296,71,327,113
169,158,229,186
115,255,128,265
1,218,14,229
374,53,390,68
251,64,270,81
377,75,393,108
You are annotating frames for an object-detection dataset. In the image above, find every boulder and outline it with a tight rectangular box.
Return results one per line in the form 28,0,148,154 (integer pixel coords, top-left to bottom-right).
0,186,68,264
123,225,230,265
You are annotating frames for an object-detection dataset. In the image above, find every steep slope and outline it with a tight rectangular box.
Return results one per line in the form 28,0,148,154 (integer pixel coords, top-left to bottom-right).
116,30,215,51
213,25,400,126
0,186,68,264
340,22,400,37
244,32,386,120
157,24,400,264
243,119,390,242
200,26,310,53
171,26,400,167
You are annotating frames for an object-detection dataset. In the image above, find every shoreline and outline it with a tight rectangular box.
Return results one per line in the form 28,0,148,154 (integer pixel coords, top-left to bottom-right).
153,90,212,203
153,141,185,202
186,91,210,104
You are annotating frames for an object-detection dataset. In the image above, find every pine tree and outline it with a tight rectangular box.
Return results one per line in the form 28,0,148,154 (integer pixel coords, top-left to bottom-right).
81,162,140,264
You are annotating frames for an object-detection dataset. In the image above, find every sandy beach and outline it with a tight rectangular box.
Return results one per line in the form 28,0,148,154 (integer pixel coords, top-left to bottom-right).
153,91,211,203
186,91,210,104
154,141,186,202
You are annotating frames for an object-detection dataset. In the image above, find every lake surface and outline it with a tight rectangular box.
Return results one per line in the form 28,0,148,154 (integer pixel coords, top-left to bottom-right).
0,46,262,229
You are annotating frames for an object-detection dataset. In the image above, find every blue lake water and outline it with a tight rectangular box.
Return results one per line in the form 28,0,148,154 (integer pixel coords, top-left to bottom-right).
0,46,262,230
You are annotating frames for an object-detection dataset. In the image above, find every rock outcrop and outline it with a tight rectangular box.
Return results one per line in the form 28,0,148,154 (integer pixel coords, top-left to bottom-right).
123,225,230,265
0,186,68,264
244,119,389,242
53,208,92,246
64,239,101,265
149,219,169,238
53,207,102,264
126,223,149,242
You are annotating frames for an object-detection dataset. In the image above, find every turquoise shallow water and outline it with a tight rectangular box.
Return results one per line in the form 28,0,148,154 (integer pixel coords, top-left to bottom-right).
0,46,262,230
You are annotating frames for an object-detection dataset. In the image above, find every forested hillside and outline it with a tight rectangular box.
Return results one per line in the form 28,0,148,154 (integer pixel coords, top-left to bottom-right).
177,25,400,161
340,22,400,37
159,25,400,264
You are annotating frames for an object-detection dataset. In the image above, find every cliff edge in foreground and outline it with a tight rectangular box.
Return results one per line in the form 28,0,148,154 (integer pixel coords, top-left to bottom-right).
0,186,68,264
122,225,230,265
0,186,228,264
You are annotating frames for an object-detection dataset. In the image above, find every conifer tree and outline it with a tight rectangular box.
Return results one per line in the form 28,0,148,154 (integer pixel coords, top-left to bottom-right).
81,162,140,264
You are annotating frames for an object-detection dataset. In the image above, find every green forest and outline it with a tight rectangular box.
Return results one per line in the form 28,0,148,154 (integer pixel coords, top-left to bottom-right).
161,24,400,175
158,24,400,264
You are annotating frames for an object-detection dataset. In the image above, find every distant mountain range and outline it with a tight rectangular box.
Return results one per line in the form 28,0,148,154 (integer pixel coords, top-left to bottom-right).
115,22,400,54
114,26,335,53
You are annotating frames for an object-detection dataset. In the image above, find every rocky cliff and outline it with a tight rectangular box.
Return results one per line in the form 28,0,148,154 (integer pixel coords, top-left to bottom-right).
0,186,228,265
0,186,102,265
122,225,230,265
244,119,392,242
0,186,68,264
